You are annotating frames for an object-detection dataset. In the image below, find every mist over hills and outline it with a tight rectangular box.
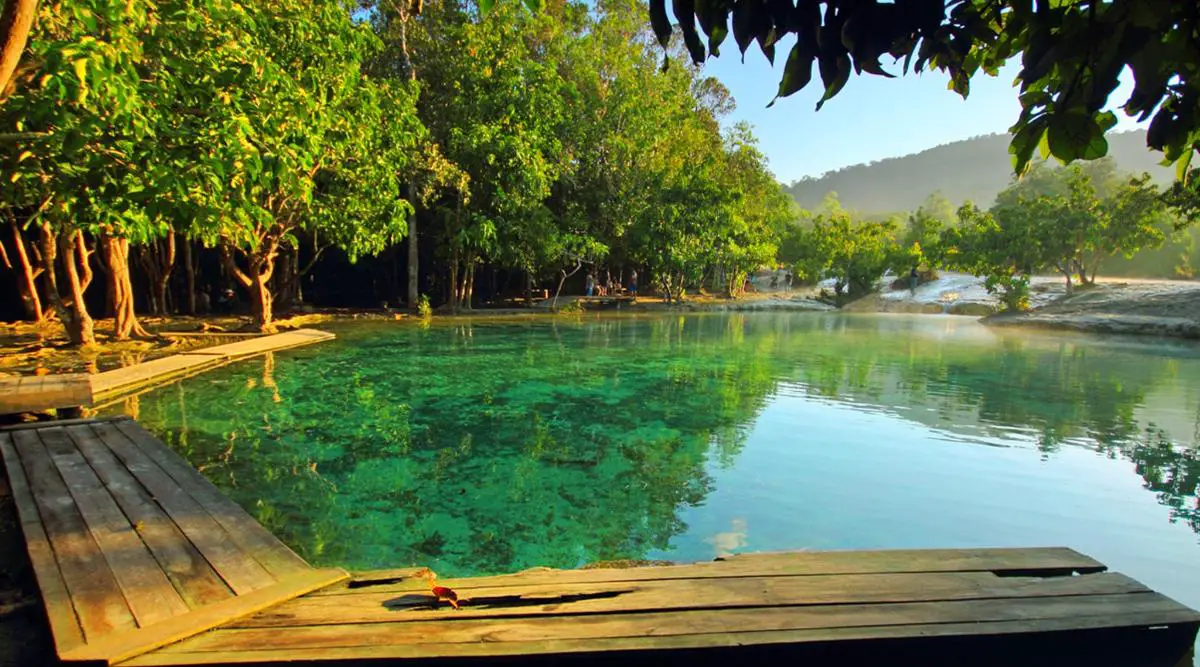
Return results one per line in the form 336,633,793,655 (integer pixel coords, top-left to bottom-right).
783,130,1174,214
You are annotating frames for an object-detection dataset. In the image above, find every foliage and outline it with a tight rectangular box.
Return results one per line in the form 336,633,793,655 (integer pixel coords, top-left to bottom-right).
944,203,1034,312
647,0,1200,175
807,201,899,303
417,294,432,320
989,161,1167,290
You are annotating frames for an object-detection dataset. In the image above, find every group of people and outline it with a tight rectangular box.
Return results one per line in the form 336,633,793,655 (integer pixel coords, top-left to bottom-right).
585,269,637,297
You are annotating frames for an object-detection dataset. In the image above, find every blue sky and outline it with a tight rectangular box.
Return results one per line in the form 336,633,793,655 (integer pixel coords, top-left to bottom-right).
702,37,1141,184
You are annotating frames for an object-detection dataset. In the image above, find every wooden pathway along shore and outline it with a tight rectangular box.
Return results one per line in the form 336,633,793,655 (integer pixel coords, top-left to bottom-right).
0,416,1198,666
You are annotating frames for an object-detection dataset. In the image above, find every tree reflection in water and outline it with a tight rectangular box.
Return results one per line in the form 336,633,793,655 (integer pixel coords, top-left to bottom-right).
112,314,1200,575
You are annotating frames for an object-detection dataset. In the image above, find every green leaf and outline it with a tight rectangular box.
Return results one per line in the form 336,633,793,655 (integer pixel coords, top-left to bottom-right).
774,40,814,100
731,0,754,57
1046,112,1093,163
479,0,495,13
521,0,542,11
1080,132,1108,160
814,53,850,111
649,0,673,49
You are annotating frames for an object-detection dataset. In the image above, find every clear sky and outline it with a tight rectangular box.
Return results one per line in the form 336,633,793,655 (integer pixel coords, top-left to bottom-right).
701,36,1141,184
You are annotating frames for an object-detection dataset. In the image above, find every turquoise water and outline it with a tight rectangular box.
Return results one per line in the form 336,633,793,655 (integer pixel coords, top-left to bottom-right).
108,313,1200,627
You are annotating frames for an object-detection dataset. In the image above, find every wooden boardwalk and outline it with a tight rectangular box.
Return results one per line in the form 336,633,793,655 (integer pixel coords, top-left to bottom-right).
0,329,333,417
1,417,1198,666
0,417,346,665
93,328,334,402
0,373,94,416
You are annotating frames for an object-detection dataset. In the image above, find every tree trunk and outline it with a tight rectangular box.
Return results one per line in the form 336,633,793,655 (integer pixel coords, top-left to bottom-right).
102,236,149,340
57,230,95,346
447,249,460,314
157,230,175,314
183,237,196,315
0,0,37,102
250,263,274,332
463,260,474,310
6,217,43,321
222,237,280,331
407,194,418,310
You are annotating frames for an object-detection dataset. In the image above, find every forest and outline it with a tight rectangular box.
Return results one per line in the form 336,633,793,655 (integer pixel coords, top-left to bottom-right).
0,0,793,343
2,0,1199,347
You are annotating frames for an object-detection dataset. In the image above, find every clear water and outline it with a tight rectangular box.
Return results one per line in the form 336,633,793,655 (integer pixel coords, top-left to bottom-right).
105,313,1200,631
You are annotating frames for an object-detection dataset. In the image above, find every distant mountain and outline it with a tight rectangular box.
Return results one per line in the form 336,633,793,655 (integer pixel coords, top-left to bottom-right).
783,130,1174,214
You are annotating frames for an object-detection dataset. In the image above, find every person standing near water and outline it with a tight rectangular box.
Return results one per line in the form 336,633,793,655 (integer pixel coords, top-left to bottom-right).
585,272,596,297
909,267,919,294
628,269,638,296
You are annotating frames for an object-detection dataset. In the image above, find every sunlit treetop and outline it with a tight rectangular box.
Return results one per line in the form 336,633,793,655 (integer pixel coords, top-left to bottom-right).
640,0,1200,178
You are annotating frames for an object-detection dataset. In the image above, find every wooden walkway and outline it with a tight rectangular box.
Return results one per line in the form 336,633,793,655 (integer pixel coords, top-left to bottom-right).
0,416,347,665
1,417,1198,666
92,328,334,402
0,373,94,416
0,329,333,417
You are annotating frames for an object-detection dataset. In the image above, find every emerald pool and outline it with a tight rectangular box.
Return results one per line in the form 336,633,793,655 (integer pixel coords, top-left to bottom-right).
105,312,1200,628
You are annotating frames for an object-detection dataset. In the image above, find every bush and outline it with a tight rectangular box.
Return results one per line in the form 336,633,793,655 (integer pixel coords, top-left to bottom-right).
417,294,433,320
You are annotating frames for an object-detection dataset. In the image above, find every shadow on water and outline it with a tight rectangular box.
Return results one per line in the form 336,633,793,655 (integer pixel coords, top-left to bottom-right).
104,313,1200,578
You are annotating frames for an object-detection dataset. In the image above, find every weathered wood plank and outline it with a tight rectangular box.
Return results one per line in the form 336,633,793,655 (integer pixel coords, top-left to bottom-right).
237,571,1148,628
0,432,86,653
0,415,131,433
93,356,220,397
40,426,191,627
0,373,94,415
92,421,274,595
65,427,234,614
112,419,311,580
9,429,137,642
180,329,335,359
309,547,1106,599
72,423,234,611
61,568,349,666
131,593,1199,664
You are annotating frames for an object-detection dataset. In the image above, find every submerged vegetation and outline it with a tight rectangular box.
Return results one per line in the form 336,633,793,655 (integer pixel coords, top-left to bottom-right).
116,314,1200,574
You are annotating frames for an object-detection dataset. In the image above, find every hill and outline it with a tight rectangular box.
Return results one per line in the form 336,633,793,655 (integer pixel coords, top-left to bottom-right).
783,130,1174,214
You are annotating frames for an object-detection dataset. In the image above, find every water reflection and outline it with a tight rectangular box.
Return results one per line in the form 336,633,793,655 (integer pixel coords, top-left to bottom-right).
106,313,1200,576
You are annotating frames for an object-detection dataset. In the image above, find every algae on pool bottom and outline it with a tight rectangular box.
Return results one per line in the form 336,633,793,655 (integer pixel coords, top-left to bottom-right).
109,313,1200,629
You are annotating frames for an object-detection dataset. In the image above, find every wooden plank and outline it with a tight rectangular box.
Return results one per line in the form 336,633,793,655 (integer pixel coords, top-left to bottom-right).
130,593,1200,664
40,426,191,627
0,432,86,653
0,416,131,433
92,422,274,595
309,547,1106,598
9,428,138,642
93,356,219,396
71,424,234,610
111,419,311,580
61,568,349,666
236,571,1149,628
0,373,94,414
181,329,334,359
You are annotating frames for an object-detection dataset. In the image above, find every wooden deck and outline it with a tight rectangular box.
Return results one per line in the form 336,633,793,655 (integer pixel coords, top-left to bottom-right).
92,328,334,403
0,373,94,416
0,416,347,665
1,416,1198,666
0,329,333,417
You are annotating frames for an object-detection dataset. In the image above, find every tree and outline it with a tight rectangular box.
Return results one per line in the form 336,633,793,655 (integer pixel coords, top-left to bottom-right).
0,0,37,101
991,164,1165,291
173,0,421,331
645,0,1200,176
944,203,1036,312
1,0,156,345
807,202,898,303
